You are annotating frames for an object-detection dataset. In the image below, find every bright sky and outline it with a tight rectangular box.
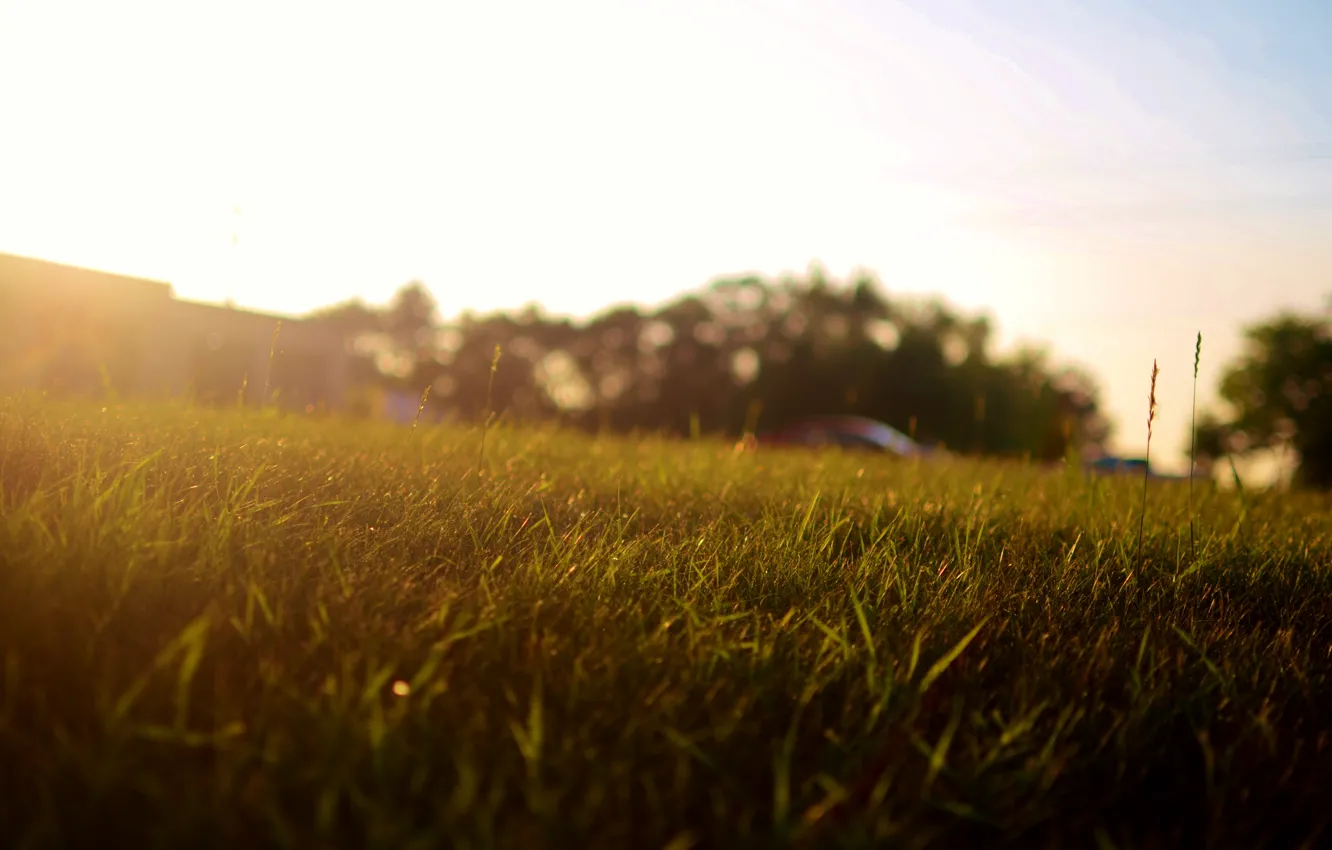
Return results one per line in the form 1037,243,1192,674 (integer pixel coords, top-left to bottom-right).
2,0,1331,472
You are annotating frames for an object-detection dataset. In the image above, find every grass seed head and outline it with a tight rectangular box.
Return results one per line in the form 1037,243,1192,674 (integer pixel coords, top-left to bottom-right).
1147,359,1159,436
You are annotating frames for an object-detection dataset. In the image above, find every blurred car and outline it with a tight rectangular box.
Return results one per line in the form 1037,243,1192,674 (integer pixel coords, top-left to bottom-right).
756,415,927,457
1084,455,1185,481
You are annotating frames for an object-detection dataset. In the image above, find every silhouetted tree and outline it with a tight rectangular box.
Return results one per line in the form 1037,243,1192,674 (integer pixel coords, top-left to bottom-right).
305,299,381,337
1193,308,1332,489
304,298,385,389
307,283,450,399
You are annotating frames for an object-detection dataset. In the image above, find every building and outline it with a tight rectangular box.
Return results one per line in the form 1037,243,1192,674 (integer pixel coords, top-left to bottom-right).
0,251,351,410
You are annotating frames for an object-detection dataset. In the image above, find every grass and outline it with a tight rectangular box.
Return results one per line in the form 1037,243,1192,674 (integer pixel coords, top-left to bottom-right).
1190,333,1203,563
1136,359,1159,578
2,395,1331,849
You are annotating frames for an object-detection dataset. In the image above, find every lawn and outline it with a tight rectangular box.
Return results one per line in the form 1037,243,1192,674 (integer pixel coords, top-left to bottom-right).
2,395,1330,849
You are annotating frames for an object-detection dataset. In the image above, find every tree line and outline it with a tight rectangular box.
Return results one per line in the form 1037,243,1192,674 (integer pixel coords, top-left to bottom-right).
307,266,1110,463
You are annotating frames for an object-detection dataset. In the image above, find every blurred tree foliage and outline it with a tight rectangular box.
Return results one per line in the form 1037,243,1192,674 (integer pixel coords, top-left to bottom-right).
307,268,1112,462
1193,307,1332,489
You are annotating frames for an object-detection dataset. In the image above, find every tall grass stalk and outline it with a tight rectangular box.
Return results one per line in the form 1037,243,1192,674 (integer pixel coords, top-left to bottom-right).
262,321,282,407
1137,359,1159,574
1189,333,1201,563
477,344,501,476
412,385,431,431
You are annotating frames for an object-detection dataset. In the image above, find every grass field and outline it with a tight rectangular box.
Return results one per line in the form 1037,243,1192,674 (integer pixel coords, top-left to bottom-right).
2,394,1331,849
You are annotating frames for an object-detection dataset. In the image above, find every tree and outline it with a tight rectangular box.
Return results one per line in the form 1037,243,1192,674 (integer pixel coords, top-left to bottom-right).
305,298,382,337
305,282,449,398
384,282,439,355
303,297,386,390
301,267,1110,462
1193,308,1332,489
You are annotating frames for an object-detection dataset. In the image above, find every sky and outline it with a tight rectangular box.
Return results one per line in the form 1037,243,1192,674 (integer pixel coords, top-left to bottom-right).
2,0,1331,473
